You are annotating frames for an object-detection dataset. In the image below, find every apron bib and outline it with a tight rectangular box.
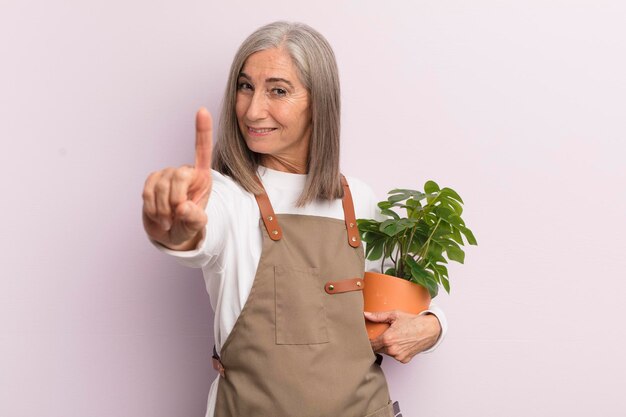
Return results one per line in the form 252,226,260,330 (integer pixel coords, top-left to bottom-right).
214,176,398,417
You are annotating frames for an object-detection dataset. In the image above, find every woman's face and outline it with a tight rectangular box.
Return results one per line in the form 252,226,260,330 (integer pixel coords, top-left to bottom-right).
235,47,312,170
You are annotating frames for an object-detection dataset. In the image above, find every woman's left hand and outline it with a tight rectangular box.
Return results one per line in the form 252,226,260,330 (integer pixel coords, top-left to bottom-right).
364,311,442,364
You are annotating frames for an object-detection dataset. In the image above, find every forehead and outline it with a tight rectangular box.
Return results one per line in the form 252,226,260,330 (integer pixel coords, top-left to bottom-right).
241,47,300,81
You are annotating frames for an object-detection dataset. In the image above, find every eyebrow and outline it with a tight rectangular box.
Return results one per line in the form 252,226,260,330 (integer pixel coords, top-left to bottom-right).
238,72,295,89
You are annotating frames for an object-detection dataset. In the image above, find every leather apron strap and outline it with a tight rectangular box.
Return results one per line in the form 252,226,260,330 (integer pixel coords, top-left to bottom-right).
340,174,361,248
253,180,283,241
253,173,361,247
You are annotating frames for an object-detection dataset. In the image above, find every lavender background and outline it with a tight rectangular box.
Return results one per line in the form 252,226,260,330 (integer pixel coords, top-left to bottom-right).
2,1,625,416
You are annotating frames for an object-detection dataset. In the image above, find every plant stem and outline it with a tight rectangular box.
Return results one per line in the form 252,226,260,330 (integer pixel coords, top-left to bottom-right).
405,223,418,263
386,241,395,274
398,229,408,277
403,198,424,269
396,240,403,276
419,218,442,262
381,253,386,275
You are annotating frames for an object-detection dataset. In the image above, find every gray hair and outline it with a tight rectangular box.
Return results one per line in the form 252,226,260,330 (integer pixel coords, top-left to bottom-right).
212,21,343,206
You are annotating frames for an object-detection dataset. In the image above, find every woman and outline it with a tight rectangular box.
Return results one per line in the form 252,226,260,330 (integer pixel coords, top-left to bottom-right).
143,21,445,417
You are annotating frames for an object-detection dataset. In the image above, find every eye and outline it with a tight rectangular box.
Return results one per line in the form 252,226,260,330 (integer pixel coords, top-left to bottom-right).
237,82,253,91
271,87,287,97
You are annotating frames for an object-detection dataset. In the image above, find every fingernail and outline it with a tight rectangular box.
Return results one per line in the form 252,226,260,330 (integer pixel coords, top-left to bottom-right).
161,220,171,230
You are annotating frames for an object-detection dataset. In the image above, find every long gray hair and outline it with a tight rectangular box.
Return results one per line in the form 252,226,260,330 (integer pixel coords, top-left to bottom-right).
212,21,342,206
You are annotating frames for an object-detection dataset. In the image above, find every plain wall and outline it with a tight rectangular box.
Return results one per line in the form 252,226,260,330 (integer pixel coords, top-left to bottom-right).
1,1,625,416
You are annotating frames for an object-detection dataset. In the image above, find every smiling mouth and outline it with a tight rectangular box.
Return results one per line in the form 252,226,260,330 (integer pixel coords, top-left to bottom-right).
247,126,277,136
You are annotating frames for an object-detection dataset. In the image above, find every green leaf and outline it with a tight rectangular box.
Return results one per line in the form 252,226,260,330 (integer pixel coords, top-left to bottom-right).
437,238,466,263
380,209,400,220
434,263,449,278
427,243,448,264
450,226,464,245
404,256,416,267
403,199,421,209
377,201,393,210
403,199,424,218
436,237,456,249
447,214,465,228
425,276,439,298
388,188,415,194
360,233,375,243
357,220,381,235
446,245,465,264
410,274,427,289
414,271,439,298
406,193,428,203
379,219,396,233
408,235,427,254
441,197,463,215
458,225,478,245
380,219,409,236
414,222,431,236
398,218,417,228
365,237,385,260
383,240,396,258
406,258,439,297
440,187,464,204
433,223,452,239
366,240,384,261
434,206,455,221
441,275,450,294
410,266,433,282
360,225,387,241
424,180,440,194
406,258,431,280
389,189,427,200
387,194,406,204
421,213,436,228
384,267,397,276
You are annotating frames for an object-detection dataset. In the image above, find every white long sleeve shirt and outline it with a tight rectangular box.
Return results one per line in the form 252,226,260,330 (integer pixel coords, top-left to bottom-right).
152,166,448,417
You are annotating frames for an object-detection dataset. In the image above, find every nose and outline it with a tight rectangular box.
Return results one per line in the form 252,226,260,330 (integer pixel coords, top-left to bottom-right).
245,90,269,121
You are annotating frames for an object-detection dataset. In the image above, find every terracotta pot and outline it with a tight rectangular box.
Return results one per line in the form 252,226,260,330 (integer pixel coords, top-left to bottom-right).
362,271,432,340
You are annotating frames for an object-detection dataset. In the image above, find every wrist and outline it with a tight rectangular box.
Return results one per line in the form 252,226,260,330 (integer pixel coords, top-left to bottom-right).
425,313,442,339
415,312,442,348
164,230,204,251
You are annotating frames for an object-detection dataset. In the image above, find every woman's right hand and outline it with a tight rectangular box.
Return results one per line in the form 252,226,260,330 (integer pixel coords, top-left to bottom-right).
142,108,213,250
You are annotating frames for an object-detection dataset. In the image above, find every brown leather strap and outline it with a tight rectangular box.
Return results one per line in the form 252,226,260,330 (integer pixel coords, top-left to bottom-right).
340,175,361,248
253,173,359,246
324,277,364,294
253,176,282,241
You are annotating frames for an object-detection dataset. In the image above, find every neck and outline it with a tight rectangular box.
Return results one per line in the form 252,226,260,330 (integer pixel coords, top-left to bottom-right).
260,155,307,174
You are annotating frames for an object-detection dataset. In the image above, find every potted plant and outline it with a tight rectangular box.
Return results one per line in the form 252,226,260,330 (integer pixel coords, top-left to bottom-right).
357,180,477,339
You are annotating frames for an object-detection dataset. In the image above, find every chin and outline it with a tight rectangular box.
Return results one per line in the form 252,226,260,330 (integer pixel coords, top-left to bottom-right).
243,138,272,156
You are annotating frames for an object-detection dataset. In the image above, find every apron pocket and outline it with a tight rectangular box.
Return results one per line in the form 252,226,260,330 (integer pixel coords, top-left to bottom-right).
274,265,328,345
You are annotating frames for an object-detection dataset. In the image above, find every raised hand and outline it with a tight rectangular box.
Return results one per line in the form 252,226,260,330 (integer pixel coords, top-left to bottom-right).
142,108,213,250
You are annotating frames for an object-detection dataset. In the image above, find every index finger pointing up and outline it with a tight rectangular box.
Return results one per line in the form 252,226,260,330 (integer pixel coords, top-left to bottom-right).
195,107,213,171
